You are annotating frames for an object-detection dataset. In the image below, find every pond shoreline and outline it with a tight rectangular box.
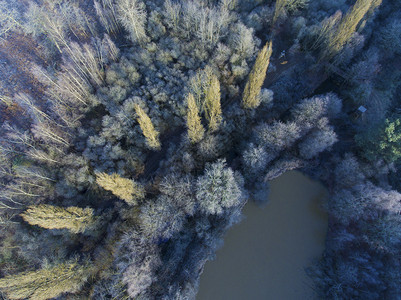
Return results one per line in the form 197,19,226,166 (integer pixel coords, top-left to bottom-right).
197,171,328,300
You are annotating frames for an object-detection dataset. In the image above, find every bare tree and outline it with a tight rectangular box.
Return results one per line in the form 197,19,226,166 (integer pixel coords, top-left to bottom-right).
116,0,148,43
94,0,121,35
0,1,23,41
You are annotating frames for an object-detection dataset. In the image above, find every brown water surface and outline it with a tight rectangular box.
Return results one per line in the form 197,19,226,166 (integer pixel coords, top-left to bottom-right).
197,171,328,300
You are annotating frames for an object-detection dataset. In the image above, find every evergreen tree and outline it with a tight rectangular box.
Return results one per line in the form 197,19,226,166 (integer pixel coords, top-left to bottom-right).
380,117,401,162
242,41,273,109
134,104,161,150
20,204,95,233
186,93,205,143
96,172,145,205
0,260,92,300
356,116,401,163
204,74,222,132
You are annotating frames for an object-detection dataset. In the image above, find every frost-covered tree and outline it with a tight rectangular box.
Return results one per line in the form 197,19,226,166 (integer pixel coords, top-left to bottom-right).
242,143,271,176
117,230,161,299
298,128,337,159
94,0,121,35
116,0,147,43
178,1,231,46
164,0,181,32
292,93,342,130
24,2,68,53
196,159,243,215
255,121,301,152
377,19,401,57
159,174,196,216
140,196,186,240
334,153,365,188
0,1,22,40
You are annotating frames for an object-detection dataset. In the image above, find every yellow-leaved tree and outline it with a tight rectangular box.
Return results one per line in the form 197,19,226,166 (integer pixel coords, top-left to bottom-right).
272,0,309,25
0,260,92,300
186,93,205,143
323,0,382,59
96,172,145,205
20,204,95,233
242,41,273,109
134,104,161,150
204,74,222,132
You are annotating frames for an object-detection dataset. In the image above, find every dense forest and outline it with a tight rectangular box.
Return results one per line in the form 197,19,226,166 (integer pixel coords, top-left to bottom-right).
0,0,400,299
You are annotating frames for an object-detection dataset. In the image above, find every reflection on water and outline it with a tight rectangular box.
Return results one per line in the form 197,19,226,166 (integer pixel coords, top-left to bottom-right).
197,171,328,300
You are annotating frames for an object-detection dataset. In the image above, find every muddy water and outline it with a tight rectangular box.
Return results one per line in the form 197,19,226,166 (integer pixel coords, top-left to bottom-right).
197,171,328,300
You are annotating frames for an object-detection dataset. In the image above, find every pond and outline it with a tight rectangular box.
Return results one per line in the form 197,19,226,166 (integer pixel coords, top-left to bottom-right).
197,171,328,300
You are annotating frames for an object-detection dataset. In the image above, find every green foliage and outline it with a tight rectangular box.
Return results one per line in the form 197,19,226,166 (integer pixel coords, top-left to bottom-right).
381,118,401,160
356,116,401,163
20,204,95,233
0,260,92,300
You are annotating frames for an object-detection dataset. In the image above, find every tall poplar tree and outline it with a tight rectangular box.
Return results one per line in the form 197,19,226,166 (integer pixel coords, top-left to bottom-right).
242,41,273,109
135,104,161,150
20,204,95,233
204,74,222,132
323,0,382,59
0,260,92,300
186,93,205,143
96,172,145,205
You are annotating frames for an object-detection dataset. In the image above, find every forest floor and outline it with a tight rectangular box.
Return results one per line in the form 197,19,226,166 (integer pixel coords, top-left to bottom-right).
0,33,47,128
